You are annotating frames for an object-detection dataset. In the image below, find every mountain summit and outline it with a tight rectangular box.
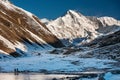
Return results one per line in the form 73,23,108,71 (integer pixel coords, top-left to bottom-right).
46,10,120,41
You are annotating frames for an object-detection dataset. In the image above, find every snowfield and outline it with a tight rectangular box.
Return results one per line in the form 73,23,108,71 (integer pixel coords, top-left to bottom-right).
0,50,117,72
0,50,120,80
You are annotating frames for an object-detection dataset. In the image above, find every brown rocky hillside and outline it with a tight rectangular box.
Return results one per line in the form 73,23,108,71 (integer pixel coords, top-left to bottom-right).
0,0,64,57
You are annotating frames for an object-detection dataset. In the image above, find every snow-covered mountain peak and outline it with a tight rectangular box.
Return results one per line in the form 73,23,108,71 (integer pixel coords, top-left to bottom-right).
47,10,98,40
65,10,86,22
65,10,93,25
67,10,83,17
46,10,120,44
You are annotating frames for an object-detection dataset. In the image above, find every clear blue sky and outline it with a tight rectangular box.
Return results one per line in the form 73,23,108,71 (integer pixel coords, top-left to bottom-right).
10,0,120,20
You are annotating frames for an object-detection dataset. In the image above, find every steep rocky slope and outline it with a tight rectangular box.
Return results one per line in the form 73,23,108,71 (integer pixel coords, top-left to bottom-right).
0,0,64,57
79,30,120,61
85,30,120,47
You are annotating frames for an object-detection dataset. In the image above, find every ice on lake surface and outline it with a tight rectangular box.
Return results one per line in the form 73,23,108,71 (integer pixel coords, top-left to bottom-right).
0,73,79,80
0,72,120,80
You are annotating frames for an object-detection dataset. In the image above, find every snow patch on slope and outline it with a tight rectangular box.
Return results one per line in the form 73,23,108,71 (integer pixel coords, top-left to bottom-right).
0,35,26,53
26,29,46,44
0,50,8,54
0,35,15,50
14,42,27,52
41,18,50,24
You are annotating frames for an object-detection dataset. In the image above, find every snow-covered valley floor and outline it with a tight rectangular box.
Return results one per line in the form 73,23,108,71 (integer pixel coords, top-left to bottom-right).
0,50,120,80
0,50,119,72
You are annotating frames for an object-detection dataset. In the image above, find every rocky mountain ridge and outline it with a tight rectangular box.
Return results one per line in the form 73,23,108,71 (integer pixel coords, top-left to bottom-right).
0,0,64,57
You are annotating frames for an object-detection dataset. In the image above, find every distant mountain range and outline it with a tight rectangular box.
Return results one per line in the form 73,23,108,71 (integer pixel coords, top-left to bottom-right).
43,10,120,41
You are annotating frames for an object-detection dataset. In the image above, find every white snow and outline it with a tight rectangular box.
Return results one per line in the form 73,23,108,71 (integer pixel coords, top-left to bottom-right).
14,42,27,52
0,50,8,54
41,18,50,24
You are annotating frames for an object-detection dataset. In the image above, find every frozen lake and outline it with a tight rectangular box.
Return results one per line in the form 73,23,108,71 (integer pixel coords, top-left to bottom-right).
0,72,120,80
0,73,79,80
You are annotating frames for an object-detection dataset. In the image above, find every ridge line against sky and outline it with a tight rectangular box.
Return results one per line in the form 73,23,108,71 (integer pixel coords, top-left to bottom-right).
10,0,120,20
